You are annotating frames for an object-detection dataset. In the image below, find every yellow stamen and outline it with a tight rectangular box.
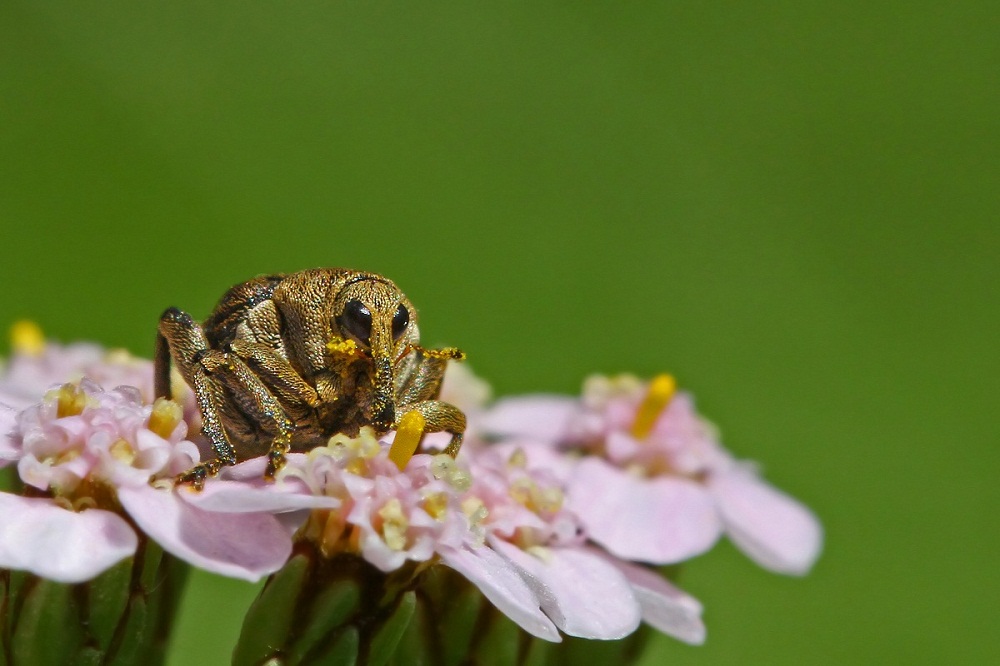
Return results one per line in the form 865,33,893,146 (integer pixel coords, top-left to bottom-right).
630,374,677,439
109,439,137,465
148,398,183,439
53,383,90,418
378,498,409,550
423,492,449,520
388,410,426,471
507,448,527,469
10,320,45,356
461,497,488,523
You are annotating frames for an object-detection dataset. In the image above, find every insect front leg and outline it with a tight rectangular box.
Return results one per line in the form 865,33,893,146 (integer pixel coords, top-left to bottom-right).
156,307,238,489
395,348,467,457
400,400,467,458
228,339,320,408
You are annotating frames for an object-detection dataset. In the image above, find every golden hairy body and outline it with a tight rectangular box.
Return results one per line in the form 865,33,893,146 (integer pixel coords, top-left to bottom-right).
154,268,466,487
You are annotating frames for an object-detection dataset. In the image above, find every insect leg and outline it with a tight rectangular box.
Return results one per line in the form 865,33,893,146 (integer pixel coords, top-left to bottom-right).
400,400,467,458
157,308,237,489
199,349,296,479
228,339,320,408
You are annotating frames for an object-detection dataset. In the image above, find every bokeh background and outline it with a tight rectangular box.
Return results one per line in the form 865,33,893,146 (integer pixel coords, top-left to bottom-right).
1,2,997,664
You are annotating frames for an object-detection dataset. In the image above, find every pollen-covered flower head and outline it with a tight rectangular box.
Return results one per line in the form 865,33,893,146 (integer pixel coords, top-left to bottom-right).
272,426,476,572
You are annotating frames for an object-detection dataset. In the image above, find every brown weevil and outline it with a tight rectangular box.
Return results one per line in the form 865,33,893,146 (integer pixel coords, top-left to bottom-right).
154,268,466,488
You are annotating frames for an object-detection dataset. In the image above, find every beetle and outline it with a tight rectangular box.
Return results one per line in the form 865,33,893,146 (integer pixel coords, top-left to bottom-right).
154,268,466,488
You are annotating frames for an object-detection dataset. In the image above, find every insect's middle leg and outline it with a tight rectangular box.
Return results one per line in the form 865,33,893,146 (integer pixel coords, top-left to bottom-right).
199,348,297,479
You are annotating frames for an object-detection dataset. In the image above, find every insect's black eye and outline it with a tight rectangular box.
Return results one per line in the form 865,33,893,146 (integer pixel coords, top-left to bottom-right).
392,304,409,339
339,300,372,344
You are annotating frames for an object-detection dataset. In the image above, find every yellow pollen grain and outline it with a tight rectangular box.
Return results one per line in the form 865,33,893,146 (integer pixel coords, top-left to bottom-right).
53,383,90,418
630,373,677,440
508,477,535,509
109,439,137,465
507,448,527,469
344,459,367,476
423,492,449,520
421,346,466,361
378,498,409,550
326,337,359,356
536,487,564,513
430,454,455,479
11,320,45,356
461,497,488,524
388,410,426,471
148,398,183,439
449,469,472,492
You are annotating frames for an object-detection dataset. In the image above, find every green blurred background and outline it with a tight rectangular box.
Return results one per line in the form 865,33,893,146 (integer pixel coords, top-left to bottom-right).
1,2,996,664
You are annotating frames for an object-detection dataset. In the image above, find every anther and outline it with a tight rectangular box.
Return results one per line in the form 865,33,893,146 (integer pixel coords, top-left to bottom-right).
630,374,677,439
388,410,426,471
10,320,45,356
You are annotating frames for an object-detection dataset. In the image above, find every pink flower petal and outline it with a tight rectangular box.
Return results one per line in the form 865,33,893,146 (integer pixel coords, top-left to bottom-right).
709,468,823,575
438,545,561,642
478,396,581,442
568,458,722,564
178,479,341,513
0,405,18,466
118,485,292,581
0,494,137,583
598,550,706,645
491,539,641,640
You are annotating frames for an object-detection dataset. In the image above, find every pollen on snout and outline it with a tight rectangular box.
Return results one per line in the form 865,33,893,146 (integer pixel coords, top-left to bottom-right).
326,337,360,356
10,320,45,356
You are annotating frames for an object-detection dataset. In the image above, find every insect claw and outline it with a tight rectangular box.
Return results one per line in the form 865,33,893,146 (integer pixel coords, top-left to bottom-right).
265,450,287,480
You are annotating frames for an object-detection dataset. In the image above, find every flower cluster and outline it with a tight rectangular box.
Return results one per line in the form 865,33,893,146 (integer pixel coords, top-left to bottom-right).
0,329,821,659
479,373,823,575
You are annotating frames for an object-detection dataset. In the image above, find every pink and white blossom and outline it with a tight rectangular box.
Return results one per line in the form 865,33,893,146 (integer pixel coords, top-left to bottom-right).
479,374,823,575
0,379,291,583
0,334,198,427
193,428,705,644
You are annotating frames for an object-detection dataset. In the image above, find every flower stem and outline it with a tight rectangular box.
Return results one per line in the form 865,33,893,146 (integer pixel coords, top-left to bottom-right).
0,540,188,665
